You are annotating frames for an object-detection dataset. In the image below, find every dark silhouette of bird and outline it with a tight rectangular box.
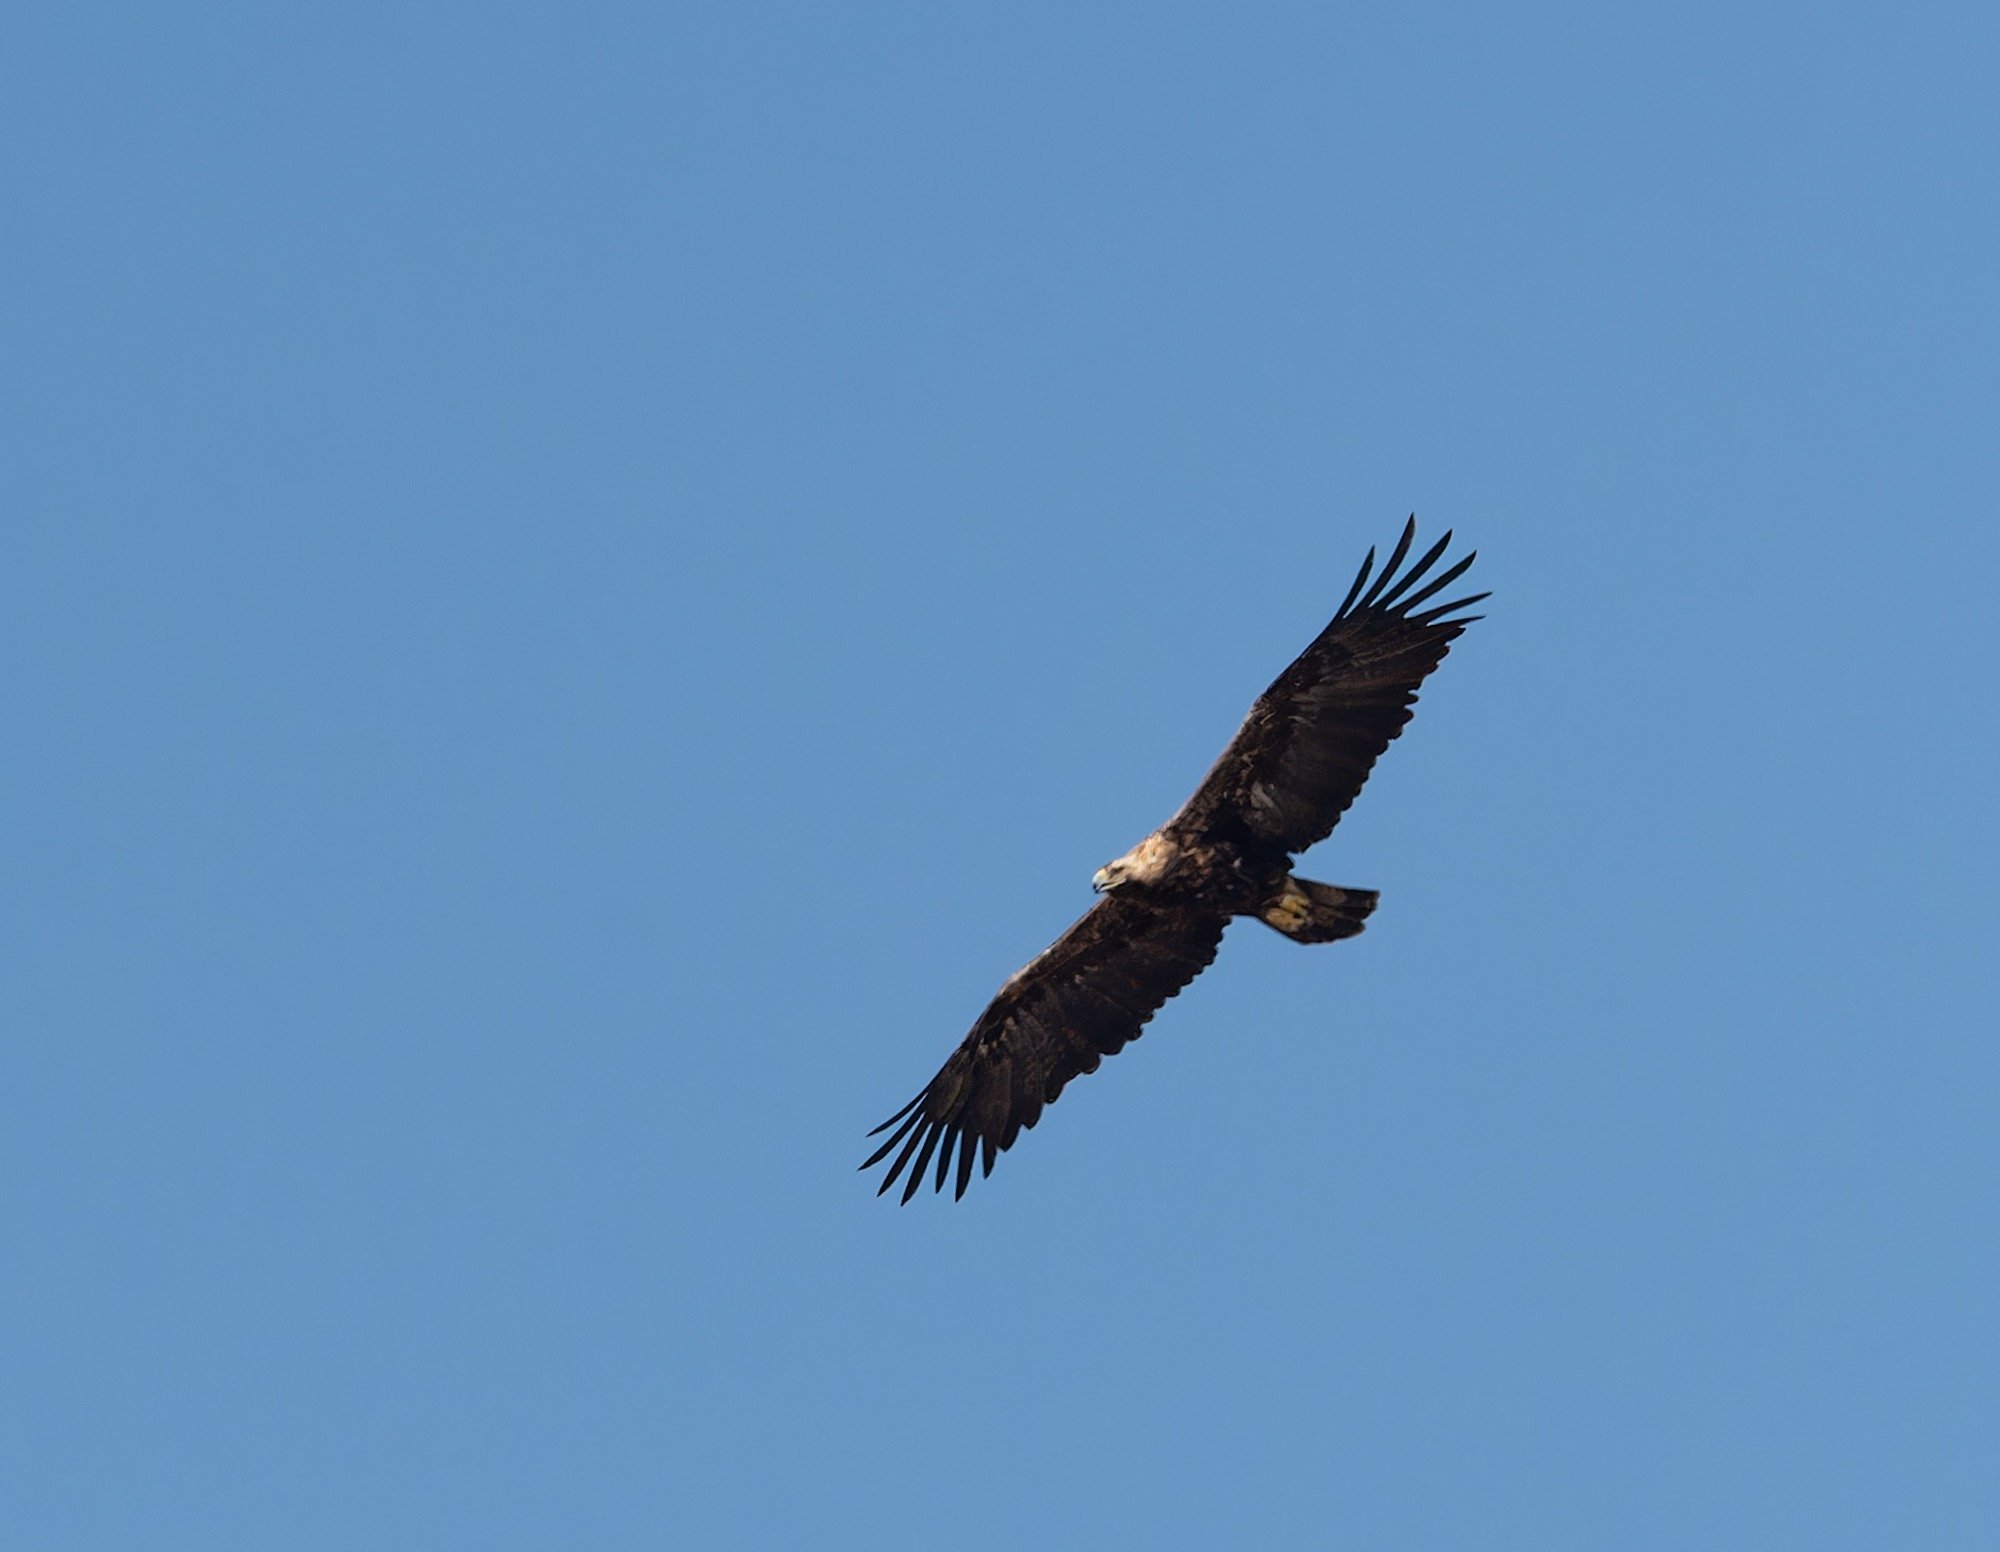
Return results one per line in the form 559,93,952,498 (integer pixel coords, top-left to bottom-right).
864,518,1484,1201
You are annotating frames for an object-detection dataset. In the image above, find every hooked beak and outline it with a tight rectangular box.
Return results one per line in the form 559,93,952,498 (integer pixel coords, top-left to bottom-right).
1091,867,1112,893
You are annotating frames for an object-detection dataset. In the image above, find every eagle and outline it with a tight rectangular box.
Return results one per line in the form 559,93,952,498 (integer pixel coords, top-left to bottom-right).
863,518,1484,1202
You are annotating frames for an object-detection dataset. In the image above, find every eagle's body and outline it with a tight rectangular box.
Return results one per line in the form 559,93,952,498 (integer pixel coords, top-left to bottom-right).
865,519,1485,1201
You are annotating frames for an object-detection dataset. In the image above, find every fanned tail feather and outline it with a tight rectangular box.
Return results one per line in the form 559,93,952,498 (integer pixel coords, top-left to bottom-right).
1257,877,1379,944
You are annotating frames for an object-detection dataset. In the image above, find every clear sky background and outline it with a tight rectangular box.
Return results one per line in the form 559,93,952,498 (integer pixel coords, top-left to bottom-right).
6,4,1997,1547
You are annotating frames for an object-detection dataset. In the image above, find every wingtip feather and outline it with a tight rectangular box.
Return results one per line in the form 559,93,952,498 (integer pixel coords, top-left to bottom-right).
932,1124,956,1194
1410,589,1491,626
954,1131,978,1198
899,1126,939,1204
866,1091,925,1138
1334,545,1377,620
1394,550,1478,614
1357,520,1419,609
1373,530,1454,610
860,1098,927,1168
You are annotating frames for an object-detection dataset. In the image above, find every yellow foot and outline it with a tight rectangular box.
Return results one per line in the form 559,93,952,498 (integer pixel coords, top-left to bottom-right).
1260,883,1312,932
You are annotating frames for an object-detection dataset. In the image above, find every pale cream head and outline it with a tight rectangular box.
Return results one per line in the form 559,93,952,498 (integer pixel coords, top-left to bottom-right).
1091,832,1179,893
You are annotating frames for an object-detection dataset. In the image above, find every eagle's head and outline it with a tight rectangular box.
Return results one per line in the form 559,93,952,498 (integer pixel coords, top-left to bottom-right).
1092,832,1177,893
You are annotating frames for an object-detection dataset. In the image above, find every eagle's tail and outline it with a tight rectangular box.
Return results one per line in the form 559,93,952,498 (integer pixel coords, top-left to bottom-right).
1258,877,1378,944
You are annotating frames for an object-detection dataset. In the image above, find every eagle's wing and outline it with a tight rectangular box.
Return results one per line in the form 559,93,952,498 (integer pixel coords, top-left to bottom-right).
1170,518,1485,856
863,894,1228,1202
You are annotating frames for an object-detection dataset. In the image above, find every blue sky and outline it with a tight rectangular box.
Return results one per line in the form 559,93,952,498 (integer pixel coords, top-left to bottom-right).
6,3,1997,1546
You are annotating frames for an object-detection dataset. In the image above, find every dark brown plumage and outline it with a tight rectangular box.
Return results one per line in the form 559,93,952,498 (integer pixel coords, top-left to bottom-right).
864,518,1484,1201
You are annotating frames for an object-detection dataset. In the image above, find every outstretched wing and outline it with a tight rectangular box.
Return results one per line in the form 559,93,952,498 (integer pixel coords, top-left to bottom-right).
863,894,1227,1202
1170,517,1485,856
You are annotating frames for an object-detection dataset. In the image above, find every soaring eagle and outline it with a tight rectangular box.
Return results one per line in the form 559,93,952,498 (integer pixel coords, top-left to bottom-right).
864,519,1484,1201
